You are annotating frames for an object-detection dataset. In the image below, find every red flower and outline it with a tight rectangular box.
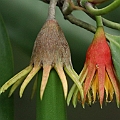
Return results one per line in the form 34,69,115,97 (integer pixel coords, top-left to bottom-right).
88,0,108,5
67,27,120,108
83,27,119,107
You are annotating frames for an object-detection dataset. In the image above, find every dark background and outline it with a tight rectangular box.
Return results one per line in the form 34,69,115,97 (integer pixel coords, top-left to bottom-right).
0,0,120,120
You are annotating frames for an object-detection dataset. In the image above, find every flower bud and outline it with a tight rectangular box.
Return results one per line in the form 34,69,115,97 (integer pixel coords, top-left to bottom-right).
88,0,109,5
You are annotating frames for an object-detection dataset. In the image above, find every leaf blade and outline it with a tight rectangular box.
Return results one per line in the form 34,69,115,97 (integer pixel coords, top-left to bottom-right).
0,13,14,120
107,34,120,82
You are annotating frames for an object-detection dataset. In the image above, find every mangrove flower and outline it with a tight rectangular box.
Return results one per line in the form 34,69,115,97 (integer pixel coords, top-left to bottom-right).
0,19,84,100
80,0,109,7
88,0,109,5
68,26,120,108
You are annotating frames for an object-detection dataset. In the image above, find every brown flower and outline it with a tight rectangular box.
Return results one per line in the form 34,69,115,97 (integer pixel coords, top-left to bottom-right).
0,19,83,100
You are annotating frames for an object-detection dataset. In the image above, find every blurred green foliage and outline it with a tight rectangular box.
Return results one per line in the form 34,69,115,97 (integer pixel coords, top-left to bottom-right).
37,70,67,120
0,0,120,120
0,13,14,120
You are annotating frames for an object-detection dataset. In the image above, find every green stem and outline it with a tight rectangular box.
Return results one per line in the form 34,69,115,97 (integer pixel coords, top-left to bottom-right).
96,15,103,27
103,18,120,30
85,0,120,15
65,14,96,33
36,69,67,120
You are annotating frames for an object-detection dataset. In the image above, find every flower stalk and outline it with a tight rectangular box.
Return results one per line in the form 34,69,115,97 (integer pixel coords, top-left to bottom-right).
47,0,58,20
96,15,103,27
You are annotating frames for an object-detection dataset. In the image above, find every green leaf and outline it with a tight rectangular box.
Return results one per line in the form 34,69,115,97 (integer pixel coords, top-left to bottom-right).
0,13,14,119
106,34,120,81
36,69,67,120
